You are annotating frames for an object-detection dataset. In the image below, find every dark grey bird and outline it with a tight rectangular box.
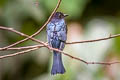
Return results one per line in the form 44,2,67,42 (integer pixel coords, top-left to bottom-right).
47,12,68,75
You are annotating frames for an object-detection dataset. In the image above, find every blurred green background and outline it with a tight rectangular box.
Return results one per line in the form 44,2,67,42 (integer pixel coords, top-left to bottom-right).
0,0,120,80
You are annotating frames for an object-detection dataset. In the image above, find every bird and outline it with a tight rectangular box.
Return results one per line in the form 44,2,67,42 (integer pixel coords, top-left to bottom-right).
47,12,68,75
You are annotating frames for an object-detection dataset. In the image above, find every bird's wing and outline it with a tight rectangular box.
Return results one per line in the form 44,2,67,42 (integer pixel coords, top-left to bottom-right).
57,22,67,42
47,20,67,50
47,22,55,46
56,22,67,50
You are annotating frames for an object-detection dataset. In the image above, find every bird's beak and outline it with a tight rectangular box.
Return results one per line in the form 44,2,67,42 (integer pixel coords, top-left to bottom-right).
64,14,68,17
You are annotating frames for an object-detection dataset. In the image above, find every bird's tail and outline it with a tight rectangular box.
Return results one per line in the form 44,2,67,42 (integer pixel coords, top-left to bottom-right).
51,51,65,75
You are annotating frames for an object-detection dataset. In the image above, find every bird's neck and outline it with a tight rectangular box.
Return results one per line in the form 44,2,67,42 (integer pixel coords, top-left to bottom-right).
51,18,64,23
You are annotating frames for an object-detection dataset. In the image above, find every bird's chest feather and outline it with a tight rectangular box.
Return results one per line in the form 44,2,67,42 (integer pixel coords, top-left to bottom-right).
48,21,65,38
50,21,64,32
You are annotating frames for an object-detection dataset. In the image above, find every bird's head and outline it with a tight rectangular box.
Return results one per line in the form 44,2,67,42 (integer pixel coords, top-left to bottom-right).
52,12,68,19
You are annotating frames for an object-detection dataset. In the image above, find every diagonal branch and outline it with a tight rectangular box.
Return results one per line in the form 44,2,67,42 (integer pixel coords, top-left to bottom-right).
0,26,48,51
46,46,120,65
0,0,62,50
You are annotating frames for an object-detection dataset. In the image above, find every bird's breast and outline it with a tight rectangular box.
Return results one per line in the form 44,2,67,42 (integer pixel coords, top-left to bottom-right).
49,20,65,32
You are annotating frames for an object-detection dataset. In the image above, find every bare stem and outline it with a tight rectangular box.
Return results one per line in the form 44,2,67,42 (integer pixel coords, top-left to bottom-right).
0,44,44,50
0,44,120,65
0,26,48,50
0,48,39,59
66,34,120,44
0,0,62,50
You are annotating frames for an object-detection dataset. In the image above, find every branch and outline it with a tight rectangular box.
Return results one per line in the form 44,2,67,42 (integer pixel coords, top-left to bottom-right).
0,26,48,51
0,44,44,50
1,26,120,47
0,26,119,65
1,33,119,50
0,0,61,50
1,25,120,50
1,25,120,46
46,46,120,65
0,0,120,65
0,48,39,59
0,43,120,65
86,61,120,65
66,34,120,44
1,26,120,65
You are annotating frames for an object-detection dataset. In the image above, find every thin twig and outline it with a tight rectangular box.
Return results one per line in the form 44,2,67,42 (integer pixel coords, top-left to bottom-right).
0,0,61,50
0,48,39,59
66,34,120,44
86,61,120,65
0,44,44,50
0,26,48,50
46,45,120,65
